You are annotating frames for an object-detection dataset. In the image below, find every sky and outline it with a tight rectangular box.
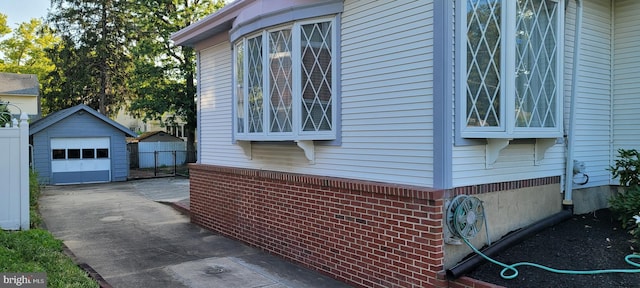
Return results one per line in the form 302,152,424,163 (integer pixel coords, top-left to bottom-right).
0,0,236,30
0,0,51,29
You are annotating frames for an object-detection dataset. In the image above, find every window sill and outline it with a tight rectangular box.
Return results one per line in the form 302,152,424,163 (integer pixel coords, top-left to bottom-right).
234,133,335,142
462,130,563,139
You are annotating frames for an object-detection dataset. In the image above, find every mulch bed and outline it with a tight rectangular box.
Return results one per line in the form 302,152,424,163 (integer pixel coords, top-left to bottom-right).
468,209,640,288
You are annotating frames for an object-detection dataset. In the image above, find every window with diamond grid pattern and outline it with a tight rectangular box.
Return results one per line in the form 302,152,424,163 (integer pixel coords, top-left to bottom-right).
460,0,563,138
234,17,337,141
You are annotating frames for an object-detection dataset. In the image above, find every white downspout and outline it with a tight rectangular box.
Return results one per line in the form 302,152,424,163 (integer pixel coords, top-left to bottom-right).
563,0,583,206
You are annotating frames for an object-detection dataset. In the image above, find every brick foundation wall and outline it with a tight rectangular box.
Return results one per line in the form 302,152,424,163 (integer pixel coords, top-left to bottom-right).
190,164,447,287
189,164,560,288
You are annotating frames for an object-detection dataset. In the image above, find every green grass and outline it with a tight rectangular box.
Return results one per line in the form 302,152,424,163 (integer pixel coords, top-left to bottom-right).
0,171,99,288
0,230,98,288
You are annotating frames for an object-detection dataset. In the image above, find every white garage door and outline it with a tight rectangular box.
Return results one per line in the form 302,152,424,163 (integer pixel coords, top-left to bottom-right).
50,137,111,184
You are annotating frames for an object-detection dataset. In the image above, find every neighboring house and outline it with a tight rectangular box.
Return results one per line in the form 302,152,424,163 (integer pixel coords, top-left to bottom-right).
114,105,189,141
0,72,40,119
30,104,137,185
172,1,640,287
136,130,185,143
128,131,186,169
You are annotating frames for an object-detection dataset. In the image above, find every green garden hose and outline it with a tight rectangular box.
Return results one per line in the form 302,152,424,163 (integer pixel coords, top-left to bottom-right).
450,196,640,279
462,238,640,279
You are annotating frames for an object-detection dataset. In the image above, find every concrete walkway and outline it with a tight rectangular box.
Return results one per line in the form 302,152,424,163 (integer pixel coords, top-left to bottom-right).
39,178,351,288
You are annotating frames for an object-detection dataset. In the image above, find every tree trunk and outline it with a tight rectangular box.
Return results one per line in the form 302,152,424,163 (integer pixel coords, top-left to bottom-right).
98,0,108,115
184,46,197,163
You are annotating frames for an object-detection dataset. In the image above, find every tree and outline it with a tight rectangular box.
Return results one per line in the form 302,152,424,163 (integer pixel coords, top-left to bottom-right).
46,0,134,116
0,15,58,94
129,0,225,161
0,13,10,38
43,36,97,114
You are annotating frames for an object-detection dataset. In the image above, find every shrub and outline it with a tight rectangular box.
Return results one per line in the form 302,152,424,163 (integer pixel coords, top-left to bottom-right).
29,170,43,228
0,102,10,127
609,149,640,237
632,215,640,240
609,148,640,189
30,170,41,206
609,186,640,230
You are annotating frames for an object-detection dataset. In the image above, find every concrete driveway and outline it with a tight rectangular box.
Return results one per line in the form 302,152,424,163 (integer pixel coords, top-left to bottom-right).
39,178,351,288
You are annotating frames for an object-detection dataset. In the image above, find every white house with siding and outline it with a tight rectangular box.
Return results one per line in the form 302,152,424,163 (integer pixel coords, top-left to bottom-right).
173,1,640,287
0,72,40,119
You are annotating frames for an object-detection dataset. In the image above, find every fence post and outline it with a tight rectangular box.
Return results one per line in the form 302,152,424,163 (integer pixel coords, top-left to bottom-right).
173,150,177,175
19,113,29,230
154,151,158,176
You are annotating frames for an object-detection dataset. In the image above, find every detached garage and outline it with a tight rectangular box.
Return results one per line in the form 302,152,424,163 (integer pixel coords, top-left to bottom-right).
30,104,137,185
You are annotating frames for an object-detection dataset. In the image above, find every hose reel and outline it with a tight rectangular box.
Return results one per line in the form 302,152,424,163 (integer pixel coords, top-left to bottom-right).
445,195,489,243
444,195,640,280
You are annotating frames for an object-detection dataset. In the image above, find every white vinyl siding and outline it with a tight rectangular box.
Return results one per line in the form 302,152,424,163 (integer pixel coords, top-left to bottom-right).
197,0,434,187
452,2,563,187
613,0,640,154
199,43,243,164
568,0,612,188
452,0,616,188
339,0,434,186
452,144,564,187
193,0,640,191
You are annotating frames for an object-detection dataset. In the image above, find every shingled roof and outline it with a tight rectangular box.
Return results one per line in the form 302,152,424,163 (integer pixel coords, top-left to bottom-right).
0,72,39,96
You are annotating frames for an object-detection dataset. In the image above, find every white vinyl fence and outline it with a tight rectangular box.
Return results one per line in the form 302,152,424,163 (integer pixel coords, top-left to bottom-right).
0,113,30,230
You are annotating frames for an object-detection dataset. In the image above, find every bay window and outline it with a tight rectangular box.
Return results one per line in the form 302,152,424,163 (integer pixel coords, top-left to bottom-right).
458,0,564,138
234,17,337,141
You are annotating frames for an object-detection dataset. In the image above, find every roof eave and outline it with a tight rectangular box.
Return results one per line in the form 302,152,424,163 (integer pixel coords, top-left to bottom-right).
29,104,138,137
171,0,254,47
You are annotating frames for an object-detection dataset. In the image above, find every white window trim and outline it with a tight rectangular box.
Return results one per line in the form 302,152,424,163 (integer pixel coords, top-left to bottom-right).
233,16,337,142
456,0,565,139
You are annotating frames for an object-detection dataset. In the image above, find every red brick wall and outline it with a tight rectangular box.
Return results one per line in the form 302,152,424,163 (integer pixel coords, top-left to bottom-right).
189,164,559,287
190,164,447,287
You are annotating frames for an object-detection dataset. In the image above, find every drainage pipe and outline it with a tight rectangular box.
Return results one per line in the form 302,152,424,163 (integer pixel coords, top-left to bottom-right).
563,0,583,207
446,209,573,279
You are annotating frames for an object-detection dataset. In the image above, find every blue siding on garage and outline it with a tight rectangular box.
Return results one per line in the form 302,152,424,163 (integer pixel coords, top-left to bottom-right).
30,105,136,185
32,132,52,184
